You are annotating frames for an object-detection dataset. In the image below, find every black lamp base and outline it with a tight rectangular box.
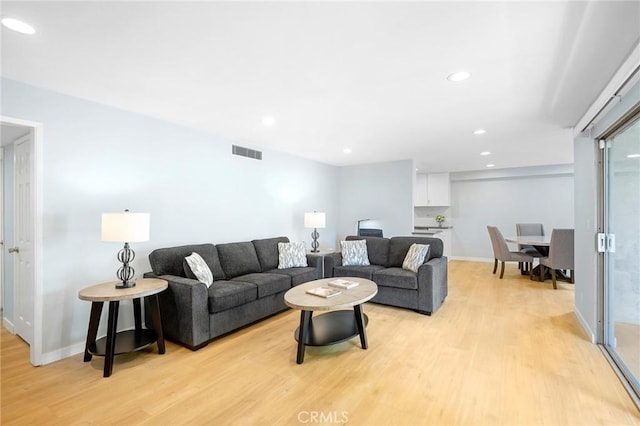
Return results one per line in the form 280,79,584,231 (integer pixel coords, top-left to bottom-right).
115,242,136,289
310,228,320,253
115,280,136,289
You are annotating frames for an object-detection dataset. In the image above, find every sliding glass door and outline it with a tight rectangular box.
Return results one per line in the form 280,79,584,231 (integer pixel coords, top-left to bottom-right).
603,115,640,398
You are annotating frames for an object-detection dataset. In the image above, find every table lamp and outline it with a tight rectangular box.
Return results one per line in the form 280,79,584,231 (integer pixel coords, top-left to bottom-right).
304,211,326,253
101,210,150,288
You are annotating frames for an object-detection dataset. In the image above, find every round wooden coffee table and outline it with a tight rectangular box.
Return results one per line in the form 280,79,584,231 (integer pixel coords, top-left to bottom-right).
284,277,377,364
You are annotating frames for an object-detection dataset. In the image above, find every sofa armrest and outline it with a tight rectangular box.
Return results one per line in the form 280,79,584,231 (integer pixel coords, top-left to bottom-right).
305,254,323,279
323,252,343,278
143,272,210,350
416,256,448,314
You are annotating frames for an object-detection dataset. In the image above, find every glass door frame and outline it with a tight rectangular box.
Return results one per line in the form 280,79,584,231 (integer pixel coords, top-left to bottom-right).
597,107,640,408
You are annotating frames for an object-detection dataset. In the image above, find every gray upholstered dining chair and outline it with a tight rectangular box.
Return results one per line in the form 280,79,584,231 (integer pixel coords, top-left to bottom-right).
487,226,534,278
516,223,545,271
537,228,574,289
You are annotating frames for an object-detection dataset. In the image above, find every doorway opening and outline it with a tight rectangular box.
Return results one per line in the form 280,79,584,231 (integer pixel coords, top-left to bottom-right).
0,116,43,366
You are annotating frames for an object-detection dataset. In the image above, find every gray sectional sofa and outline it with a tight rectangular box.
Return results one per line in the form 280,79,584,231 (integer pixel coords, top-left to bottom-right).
323,235,448,315
143,236,322,350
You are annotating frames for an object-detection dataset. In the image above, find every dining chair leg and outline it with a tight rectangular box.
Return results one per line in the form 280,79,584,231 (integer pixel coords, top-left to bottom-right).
528,262,532,278
539,265,545,282
493,259,498,274
570,270,574,284
551,269,557,289
499,261,505,279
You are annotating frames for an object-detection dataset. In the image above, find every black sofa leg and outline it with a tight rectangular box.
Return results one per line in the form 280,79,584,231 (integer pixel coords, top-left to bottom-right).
416,310,432,316
184,341,209,351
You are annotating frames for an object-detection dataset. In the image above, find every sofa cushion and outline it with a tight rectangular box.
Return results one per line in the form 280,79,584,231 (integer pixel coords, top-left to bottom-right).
252,236,289,272
402,243,430,273
346,236,390,266
207,280,257,313
341,240,370,266
373,267,418,290
278,242,308,268
231,273,291,298
269,267,318,286
217,242,262,279
149,243,226,280
333,265,385,280
389,236,443,267
184,252,214,287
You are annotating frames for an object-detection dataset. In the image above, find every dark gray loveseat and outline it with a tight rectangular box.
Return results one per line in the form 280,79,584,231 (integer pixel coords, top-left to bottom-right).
323,235,448,315
144,236,322,350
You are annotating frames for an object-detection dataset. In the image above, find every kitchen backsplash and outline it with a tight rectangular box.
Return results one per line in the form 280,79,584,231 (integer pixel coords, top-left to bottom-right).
414,206,451,227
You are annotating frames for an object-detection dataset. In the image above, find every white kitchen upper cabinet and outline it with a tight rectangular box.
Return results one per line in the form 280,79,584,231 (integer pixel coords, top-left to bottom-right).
427,172,450,206
414,173,429,206
414,172,450,206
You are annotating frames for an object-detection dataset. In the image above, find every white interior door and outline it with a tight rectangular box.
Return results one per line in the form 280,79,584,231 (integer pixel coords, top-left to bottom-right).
13,133,34,344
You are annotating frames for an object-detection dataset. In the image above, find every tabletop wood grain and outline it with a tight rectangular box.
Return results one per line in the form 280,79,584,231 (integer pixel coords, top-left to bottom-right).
78,278,168,302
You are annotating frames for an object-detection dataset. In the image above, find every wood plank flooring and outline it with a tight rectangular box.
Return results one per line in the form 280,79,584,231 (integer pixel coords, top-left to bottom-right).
2,260,639,425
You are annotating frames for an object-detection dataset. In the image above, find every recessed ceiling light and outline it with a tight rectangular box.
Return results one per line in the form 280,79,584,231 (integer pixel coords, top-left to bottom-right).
343,148,352,154
480,151,491,156
261,116,275,126
473,129,487,135
447,71,471,82
1,17,36,35
627,153,640,158
486,164,495,168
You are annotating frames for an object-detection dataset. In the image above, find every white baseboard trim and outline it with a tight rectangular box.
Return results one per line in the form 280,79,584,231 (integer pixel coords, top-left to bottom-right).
574,307,596,344
450,256,494,263
40,342,85,365
39,325,139,365
2,317,15,333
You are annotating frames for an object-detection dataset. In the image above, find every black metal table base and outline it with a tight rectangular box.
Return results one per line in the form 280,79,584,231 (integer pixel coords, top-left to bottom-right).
83,295,164,377
294,305,369,364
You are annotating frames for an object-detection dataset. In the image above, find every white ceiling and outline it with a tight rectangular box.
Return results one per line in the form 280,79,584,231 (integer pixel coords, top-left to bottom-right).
1,1,639,172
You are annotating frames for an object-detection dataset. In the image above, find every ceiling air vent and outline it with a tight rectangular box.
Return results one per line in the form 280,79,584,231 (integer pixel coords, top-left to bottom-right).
232,145,262,160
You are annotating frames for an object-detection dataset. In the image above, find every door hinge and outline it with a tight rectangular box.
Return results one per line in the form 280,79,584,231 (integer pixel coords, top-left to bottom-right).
597,233,616,253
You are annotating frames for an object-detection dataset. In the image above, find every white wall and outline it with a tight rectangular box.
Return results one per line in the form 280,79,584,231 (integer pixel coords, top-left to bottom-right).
573,136,599,341
336,160,414,244
1,78,339,359
450,165,574,260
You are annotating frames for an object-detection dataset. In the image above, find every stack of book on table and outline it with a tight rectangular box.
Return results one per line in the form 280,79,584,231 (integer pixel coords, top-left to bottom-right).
305,279,359,298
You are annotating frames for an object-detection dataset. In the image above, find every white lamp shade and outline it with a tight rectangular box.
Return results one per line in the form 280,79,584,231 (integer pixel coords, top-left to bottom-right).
304,212,326,229
101,212,150,242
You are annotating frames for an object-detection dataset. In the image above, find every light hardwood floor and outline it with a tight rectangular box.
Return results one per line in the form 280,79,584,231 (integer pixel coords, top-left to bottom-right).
2,260,639,425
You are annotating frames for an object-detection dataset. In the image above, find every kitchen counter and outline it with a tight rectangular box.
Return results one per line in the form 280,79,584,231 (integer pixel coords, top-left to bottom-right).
412,225,454,235
411,229,442,236
412,230,442,235
414,226,453,230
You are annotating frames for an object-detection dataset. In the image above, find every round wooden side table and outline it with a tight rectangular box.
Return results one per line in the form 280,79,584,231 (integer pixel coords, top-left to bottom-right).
78,278,168,377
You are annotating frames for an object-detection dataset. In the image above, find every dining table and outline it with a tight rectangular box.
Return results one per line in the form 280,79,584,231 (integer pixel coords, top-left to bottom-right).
504,235,550,249
504,235,568,282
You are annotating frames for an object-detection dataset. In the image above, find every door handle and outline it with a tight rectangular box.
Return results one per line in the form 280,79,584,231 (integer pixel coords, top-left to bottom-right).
8,247,19,254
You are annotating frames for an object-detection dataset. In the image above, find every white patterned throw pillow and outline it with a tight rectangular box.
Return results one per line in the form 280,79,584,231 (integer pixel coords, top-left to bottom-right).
278,242,308,269
402,243,430,273
185,252,214,287
341,240,370,266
